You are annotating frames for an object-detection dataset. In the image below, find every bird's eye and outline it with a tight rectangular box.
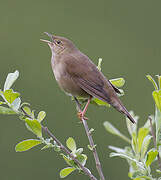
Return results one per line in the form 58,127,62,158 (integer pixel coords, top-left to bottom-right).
56,40,61,45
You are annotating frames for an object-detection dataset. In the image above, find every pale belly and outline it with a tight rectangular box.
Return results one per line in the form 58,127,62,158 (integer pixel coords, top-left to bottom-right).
52,61,89,97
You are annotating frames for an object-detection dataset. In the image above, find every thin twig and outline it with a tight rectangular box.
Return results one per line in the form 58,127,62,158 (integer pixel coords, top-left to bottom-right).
20,107,97,180
42,126,97,180
149,116,161,170
74,98,106,180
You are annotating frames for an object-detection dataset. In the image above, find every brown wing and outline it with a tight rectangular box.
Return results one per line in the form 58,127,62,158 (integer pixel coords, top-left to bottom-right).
63,52,117,103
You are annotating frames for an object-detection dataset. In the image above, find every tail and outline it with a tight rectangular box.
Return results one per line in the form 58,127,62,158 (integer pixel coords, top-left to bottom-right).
111,100,136,124
124,109,136,124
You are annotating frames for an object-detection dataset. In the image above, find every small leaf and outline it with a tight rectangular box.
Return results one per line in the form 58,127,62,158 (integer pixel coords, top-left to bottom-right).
54,145,61,152
11,97,21,111
141,135,152,159
0,106,16,114
132,171,151,179
0,101,6,105
75,148,83,155
77,154,87,166
137,127,149,153
25,119,42,138
23,106,32,116
60,167,75,178
89,128,94,134
153,90,161,112
155,108,161,146
104,121,131,143
145,149,158,167
61,154,76,167
3,89,20,104
108,145,125,153
66,137,76,152
87,144,94,151
15,139,42,152
104,121,121,135
110,78,125,88
4,70,19,91
146,75,158,90
110,152,145,170
131,132,137,154
156,75,161,89
156,169,161,174
41,143,54,150
37,111,46,122
92,98,110,107
20,102,30,108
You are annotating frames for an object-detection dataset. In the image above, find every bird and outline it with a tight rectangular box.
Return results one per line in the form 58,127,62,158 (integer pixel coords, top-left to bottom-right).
41,32,135,123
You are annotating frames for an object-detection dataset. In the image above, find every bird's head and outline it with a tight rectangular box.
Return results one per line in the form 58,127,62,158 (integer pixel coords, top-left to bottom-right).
41,32,77,55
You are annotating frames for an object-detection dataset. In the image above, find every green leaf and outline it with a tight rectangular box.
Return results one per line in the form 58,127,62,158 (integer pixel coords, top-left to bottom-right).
145,149,158,167
61,154,76,167
132,171,152,180
37,111,46,122
15,139,42,152
0,101,6,105
156,169,161,174
97,58,102,71
76,154,87,166
3,89,20,104
110,78,125,88
41,143,54,150
141,135,152,159
75,148,83,155
104,121,131,143
131,132,137,154
4,70,19,91
66,137,76,152
0,106,16,114
60,167,75,178
156,75,161,89
23,106,32,115
153,90,161,112
92,97,110,107
11,97,21,111
155,108,161,146
108,145,125,153
146,75,158,90
25,119,42,138
110,152,145,170
137,127,149,153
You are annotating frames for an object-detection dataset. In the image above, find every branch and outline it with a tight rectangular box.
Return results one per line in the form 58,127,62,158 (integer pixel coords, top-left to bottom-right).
149,116,161,170
74,99,105,180
21,107,97,180
42,126,97,180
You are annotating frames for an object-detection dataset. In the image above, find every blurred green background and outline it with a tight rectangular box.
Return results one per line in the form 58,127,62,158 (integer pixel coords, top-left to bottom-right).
0,0,161,179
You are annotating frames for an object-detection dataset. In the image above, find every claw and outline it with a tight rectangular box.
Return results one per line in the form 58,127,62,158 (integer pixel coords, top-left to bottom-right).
77,111,88,121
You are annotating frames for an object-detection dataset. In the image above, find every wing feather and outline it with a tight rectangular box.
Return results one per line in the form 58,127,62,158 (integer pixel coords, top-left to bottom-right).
63,52,115,103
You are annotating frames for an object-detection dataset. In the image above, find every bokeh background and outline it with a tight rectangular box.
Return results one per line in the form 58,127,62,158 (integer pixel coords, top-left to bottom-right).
0,0,161,179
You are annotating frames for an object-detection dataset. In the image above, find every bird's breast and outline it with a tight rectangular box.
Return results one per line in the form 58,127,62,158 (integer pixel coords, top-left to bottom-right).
51,58,89,98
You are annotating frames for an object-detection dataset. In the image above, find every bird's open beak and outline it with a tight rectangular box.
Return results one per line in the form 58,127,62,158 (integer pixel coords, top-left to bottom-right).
40,32,54,43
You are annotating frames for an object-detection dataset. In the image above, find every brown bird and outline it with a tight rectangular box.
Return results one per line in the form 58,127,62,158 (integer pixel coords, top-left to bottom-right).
41,32,135,123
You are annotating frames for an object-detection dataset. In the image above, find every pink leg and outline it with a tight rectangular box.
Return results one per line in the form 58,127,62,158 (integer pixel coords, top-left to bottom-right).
78,97,92,120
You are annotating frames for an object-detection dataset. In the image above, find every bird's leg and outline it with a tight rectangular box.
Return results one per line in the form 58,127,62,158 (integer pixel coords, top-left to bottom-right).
74,96,82,111
74,96,92,120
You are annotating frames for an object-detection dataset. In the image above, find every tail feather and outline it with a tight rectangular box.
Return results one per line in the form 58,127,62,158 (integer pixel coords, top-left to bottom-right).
111,100,136,124
124,110,136,124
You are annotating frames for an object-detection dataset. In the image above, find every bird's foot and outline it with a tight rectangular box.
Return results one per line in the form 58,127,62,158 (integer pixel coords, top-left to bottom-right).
77,111,88,121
